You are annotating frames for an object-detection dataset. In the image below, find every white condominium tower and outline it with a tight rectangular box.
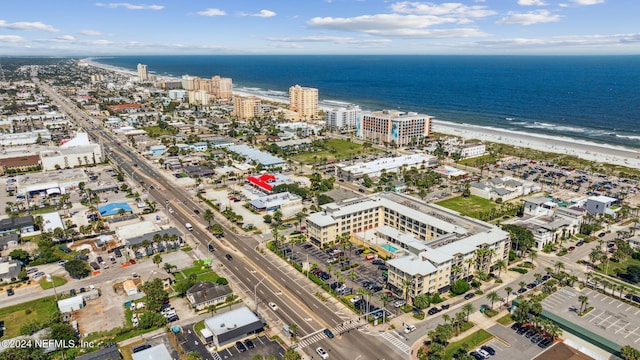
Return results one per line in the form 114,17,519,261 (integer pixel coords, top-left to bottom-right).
289,84,318,120
325,105,362,131
137,63,148,81
212,76,233,100
357,110,432,147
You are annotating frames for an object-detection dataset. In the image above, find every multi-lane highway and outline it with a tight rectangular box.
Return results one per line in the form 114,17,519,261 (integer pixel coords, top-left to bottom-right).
36,76,404,359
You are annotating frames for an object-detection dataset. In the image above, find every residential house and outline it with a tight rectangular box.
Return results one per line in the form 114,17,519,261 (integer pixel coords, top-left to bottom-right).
186,281,233,310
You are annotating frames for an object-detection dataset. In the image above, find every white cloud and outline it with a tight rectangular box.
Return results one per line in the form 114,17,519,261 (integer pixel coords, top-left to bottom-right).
570,0,604,5
518,0,548,5
0,35,25,42
308,14,489,38
251,10,277,18
0,20,59,32
95,2,164,10
390,2,496,18
475,33,640,49
197,8,226,16
497,10,561,25
266,36,391,44
53,35,76,42
79,29,102,36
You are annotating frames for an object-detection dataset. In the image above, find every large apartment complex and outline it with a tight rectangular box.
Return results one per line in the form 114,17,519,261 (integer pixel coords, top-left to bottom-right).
233,96,263,120
137,63,148,81
305,193,510,298
325,105,362,130
180,75,232,100
289,85,318,120
357,110,432,147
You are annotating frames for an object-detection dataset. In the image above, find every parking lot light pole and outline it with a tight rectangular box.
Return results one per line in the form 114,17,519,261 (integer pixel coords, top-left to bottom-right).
254,278,266,312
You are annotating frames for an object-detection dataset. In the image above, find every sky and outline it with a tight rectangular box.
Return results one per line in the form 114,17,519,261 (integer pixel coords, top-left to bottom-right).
1,0,639,55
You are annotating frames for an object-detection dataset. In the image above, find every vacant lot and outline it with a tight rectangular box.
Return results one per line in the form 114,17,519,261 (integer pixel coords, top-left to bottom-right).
175,260,220,283
0,296,58,338
436,195,497,217
291,139,378,164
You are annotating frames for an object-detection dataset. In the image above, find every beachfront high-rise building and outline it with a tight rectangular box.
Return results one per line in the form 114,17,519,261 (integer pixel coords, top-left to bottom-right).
188,90,210,106
289,85,318,120
137,64,148,82
357,110,432,147
325,105,362,131
182,75,198,90
233,96,263,120
212,76,233,100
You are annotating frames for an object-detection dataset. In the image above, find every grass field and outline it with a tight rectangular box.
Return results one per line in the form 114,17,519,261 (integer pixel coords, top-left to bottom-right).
176,260,220,282
39,276,67,289
290,139,379,164
443,329,493,360
0,296,58,338
436,195,497,217
497,314,514,326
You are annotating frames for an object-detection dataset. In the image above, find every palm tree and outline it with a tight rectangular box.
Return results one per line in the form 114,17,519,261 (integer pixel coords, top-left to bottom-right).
152,254,163,268
462,303,475,322
494,259,507,279
578,295,589,313
554,261,565,274
487,291,501,310
204,209,214,229
401,278,415,302
519,281,527,290
442,314,451,327
504,286,513,305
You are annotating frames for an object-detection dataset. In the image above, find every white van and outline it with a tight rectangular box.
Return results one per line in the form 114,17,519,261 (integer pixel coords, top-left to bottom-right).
185,223,193,231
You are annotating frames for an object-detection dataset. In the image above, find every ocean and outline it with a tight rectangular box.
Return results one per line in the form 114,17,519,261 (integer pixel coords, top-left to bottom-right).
94,55,640,149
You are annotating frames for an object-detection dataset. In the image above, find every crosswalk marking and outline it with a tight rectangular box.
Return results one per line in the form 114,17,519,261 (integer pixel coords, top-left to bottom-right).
379,331,411,355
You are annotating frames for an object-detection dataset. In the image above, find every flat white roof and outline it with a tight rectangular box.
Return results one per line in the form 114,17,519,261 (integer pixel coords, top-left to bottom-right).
204,306,261,336
132,344,172,360
41,211,64,232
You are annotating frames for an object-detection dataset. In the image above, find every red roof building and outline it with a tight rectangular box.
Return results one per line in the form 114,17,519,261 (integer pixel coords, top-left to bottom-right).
246,174,276,192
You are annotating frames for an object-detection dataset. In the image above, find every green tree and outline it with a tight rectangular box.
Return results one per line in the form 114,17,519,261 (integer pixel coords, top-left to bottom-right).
504,286,513,305
9,249,30,263
64,259,91,279
413,294,431,309
450,279,470,295
620,345,640,360
49,322,77,343
487,290,501,310
186,352,204,360
138,312,167,329
502,224,535,253
462,303,475,322
204,209,214,228
281,347,301,360
211,224,224,237
153,253,163,268
578,295,589,313
141,278,168,312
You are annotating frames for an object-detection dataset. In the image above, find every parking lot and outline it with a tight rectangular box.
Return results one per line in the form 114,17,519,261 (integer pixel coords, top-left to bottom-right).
542,287,640,348
485,324,550,360
288,242,393,308
215,335,283,359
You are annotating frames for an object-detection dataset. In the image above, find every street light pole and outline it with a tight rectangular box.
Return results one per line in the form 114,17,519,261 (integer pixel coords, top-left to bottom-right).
254,278,266,312
46,274,58,300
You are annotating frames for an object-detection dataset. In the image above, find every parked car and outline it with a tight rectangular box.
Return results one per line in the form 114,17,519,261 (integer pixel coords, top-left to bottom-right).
481,345,496,355
464,293,476,300
235,341,247,352
404,324,416,333
244,339,255,349
225,254,233,260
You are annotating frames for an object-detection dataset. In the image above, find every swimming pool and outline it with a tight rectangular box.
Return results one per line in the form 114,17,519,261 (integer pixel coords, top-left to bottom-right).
381,243,399,253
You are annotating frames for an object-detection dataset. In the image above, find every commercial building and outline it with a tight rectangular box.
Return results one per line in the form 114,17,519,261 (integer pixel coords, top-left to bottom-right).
0,155,41,175
233,95,263,120
469,176,538,201
58,295,85,313
132,344,172,360
0,215,35,235
455,143,486,159
245,173,295,194
212,76,233,100
585,195,618,216
186,281,233,310
202,306,264,348
357,110,432,147
137,64,148,81
289,84,318,120
248,192,303,216
335,153,438,182
511,196,584,250
227,145,285,168
40,132,104,171
122,280,138,296
14,168,88,196
0,257,22,283
325,105,362,130
306,192,510,297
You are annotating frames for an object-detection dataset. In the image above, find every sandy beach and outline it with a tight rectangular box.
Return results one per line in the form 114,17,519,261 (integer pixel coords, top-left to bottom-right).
83,58,640,170
432,120,640,169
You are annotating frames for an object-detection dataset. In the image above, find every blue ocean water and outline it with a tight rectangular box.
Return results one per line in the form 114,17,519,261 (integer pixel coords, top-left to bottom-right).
95,55,640,149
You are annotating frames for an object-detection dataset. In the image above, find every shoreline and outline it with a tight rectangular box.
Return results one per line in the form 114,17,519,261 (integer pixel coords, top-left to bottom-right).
83,58,640,170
